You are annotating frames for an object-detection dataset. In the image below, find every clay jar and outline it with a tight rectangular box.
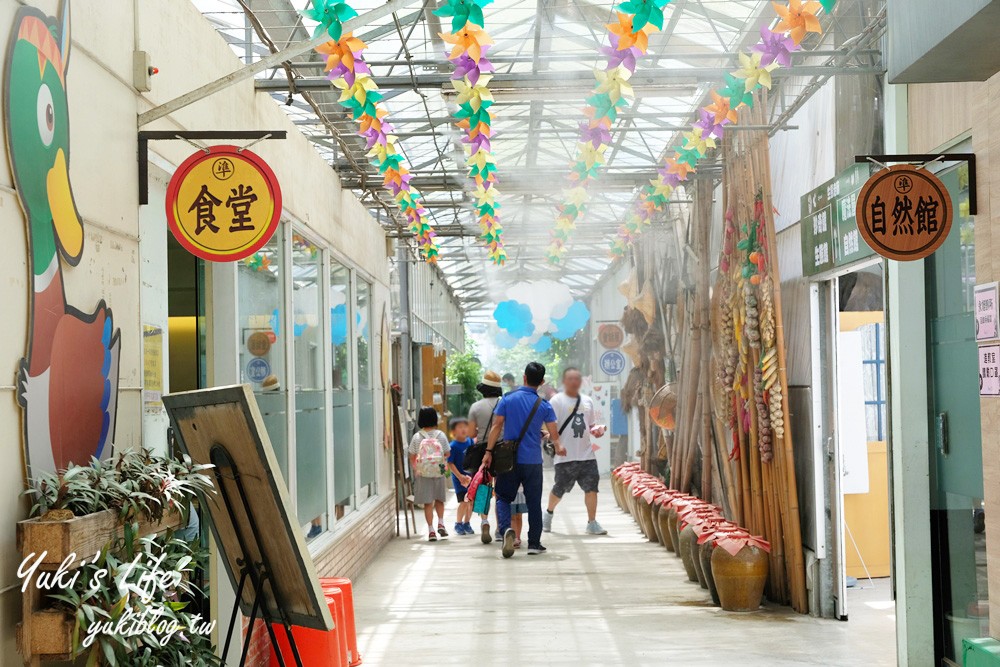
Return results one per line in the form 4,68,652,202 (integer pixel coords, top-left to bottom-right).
637,490,659,542
611,473,625,510
651,501,664,543
666,508,681,557
657,500,674,552
700,540,720,606
677,523,700,583
712,539,770,612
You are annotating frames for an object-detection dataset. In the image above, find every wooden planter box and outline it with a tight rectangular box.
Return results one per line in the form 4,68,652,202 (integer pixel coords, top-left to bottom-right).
15,509,183,665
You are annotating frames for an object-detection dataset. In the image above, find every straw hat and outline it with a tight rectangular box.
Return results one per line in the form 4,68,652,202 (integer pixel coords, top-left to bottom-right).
479,370,502,388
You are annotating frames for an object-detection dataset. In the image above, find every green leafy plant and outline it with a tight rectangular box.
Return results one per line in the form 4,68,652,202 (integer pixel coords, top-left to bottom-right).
446,341,483,415
25,449,215,523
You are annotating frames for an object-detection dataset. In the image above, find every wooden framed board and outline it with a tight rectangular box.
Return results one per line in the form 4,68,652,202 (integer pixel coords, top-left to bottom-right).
163,384,333,631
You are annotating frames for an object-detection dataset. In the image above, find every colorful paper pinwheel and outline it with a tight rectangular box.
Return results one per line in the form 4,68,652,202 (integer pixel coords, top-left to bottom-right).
302,0,358,41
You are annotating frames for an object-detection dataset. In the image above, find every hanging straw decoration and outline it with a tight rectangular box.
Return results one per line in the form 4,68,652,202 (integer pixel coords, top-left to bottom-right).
436,0,506,264
609,0,835,257
307,6,440,261
544,1,671,264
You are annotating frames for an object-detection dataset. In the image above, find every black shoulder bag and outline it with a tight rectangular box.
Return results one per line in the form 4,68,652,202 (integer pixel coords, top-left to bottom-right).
545,396,581,457
492,396,542,475
462,405,496,472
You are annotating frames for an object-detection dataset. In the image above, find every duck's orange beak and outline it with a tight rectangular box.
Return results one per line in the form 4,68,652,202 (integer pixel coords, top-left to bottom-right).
46,148,83,265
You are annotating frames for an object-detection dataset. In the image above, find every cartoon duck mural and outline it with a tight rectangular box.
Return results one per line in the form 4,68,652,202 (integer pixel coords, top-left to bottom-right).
3,0,121,475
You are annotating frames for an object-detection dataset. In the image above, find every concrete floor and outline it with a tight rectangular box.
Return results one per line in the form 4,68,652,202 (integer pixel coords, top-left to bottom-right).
354,476,897,666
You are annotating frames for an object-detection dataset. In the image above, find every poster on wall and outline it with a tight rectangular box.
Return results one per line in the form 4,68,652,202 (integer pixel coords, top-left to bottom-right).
166,145,282,262
975,282,999,342
4,0,121,477
980,345,1000,397
143,325,164,412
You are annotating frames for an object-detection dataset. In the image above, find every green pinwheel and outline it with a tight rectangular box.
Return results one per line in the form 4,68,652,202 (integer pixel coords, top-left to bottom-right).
585,92,627,124
718,73,754,110
302,0,358,41
433,0,494,32
819,0,837,13
617,0,672,31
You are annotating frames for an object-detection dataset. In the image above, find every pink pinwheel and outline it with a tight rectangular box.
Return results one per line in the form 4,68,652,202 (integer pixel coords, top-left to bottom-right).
578,122,612,148
465,132,492,153
752,25,798,68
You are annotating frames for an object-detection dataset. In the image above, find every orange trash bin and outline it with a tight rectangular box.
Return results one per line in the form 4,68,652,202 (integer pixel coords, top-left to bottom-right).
324,586,350,667
319,577,362,666
269,593,345,667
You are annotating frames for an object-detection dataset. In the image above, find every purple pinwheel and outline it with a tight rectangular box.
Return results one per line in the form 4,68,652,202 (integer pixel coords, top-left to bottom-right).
449,45,494,85
387,173,413,197
694,107,729,140
752,25,798,68
465,132,492,153
600,35,642,73
578,122,612,149
658,166,682,188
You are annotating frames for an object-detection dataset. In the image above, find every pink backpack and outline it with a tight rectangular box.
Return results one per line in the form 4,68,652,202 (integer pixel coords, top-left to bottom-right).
415,435,447,477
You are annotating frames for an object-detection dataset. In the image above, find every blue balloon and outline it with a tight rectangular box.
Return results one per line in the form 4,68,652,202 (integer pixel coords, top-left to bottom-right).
533,336,552,353
331,304,348,345
493,300,535,339
495,330,518,349
550,301,590,340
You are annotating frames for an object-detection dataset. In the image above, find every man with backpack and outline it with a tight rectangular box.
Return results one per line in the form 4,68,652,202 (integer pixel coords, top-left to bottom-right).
543,368,609,536
483,362,565,558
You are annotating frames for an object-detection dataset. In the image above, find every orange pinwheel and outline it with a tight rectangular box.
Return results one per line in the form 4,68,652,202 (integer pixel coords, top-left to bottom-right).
357,106,389,134
316,33,366,73
666,156,695,181
440,24,493,62
607,12,654,54
705,90,739,125
772,1,823,45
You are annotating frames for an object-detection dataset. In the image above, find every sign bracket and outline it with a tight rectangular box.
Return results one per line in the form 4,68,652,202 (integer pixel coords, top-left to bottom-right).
138,130,286,205
854,153,977,215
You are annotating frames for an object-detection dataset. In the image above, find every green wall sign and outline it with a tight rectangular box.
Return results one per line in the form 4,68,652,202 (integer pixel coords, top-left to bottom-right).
800,162,876,276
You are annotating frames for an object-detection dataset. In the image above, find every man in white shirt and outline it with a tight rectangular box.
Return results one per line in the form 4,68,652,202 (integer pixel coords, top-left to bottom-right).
543,367,608,535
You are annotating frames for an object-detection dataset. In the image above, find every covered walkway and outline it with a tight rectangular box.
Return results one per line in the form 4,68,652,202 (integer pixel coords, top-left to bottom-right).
354,475,896,666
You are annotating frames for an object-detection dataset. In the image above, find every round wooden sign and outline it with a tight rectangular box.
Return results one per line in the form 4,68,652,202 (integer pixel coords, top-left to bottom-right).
246,331,272,357
854,164,953,261
598,323,624,349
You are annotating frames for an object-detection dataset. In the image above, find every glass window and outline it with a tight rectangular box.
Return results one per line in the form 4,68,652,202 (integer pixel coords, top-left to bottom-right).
237,230,289,477
357,278,376,499
331,261,356,517
291,233,328,540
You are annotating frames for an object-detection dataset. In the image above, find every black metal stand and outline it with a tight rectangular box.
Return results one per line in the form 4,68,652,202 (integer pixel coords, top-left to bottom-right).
137,130,287,205
855,153,977,215
209,443,304,667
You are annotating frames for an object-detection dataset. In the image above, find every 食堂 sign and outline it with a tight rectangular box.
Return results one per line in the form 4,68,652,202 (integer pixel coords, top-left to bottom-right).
166,146,282,262
855,164,953,262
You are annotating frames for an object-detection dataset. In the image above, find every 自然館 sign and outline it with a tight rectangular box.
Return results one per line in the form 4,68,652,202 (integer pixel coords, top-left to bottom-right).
855,164,953,262
597,323,624,349
166,146,282,262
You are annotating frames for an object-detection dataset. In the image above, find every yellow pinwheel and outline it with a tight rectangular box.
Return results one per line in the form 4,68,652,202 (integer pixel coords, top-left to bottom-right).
733,52,777,92
578,143,608,169
594,66,635,104
334,73,379,103
452,75,494,108
682,129,716,155
648,179,674,200
565,186,590,208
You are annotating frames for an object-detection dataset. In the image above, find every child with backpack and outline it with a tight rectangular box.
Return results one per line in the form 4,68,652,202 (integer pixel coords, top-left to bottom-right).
446,417,475,536
408,407,451,541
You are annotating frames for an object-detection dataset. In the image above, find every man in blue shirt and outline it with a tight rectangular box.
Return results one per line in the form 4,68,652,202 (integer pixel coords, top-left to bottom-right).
483,362,565,558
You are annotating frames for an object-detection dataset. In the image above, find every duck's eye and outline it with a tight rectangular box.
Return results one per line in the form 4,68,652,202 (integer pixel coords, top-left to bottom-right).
36,84,54,146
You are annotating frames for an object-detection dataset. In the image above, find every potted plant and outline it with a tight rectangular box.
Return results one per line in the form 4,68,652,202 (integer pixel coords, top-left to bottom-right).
710,530,771,612
16,449,217,665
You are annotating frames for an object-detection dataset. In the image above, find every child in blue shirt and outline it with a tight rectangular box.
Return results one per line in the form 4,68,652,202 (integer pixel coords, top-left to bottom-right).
447,417,476,535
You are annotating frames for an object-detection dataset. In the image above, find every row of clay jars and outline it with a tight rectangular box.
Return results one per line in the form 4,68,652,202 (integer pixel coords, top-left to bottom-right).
610,465,769,612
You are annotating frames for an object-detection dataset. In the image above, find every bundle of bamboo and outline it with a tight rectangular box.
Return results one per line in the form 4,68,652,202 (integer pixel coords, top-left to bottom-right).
709,92,808,613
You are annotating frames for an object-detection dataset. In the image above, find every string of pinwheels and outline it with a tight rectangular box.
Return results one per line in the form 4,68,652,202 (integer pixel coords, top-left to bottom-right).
544,0,668,265
608,0,837,257
434,0,507,265
303,0,441,261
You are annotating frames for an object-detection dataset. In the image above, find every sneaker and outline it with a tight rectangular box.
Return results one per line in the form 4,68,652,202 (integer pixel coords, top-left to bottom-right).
542,511,553,533
428,530,437,542
527,544,547,555
437,524,448,537
462,522,474,535
306,524,323,539
455,522,465,535
586,520,608,535
501,529,516,558
495,529,503,541
481,522,493,544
